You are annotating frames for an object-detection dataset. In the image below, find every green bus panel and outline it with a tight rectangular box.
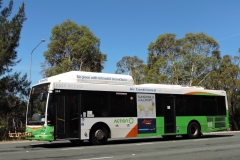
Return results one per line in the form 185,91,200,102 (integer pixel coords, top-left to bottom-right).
136,115,229,138
26,126,54,141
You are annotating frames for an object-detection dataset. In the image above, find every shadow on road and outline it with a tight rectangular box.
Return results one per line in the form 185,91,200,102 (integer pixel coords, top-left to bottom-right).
18,134,234,149
201,134,233,139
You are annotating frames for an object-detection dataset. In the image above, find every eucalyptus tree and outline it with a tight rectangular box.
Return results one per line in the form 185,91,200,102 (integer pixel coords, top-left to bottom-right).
180,32,219,86
115,56,145,84
198,50,222,89
200,54,240,130
145,34,182,84
217,55,240,130
41,19,107,77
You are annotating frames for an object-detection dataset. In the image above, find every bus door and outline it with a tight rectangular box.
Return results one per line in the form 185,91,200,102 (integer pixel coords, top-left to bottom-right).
55,94,80,139
164,96,176,134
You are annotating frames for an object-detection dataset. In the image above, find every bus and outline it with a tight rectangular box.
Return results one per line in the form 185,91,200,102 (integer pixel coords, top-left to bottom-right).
25,71,229,145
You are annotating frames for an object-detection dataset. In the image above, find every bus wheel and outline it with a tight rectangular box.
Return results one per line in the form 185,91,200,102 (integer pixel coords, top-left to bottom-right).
187,122,201,139
70,140,84,145
90,126,109,145
162,135,176,140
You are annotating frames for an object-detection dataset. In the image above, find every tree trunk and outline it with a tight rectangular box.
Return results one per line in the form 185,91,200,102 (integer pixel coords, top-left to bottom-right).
79,61,83,71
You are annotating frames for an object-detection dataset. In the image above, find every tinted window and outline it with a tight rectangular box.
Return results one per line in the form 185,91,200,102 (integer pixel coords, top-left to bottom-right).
217,96,226,115
201,96,217,115
156,94,164,116
184,95,201,116
175,95,184,116
156,94,177,117
109,92,136,117
81,91,109,117
81,91,136,117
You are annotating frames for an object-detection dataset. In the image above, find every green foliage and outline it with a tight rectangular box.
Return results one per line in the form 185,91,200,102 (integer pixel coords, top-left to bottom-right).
181,32,219,86
145,33,183,84
0,73,29,113
41,19,107,77
210,55,240,130
0,0,26,75
145,32,219,86
115,56,145,84
0,0,29,140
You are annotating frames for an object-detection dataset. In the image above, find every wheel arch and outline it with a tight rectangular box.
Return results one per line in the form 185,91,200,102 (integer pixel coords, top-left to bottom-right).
187,120,201,132
90,122,111,138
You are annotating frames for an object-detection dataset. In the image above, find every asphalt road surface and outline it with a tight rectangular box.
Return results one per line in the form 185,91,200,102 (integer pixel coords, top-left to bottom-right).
1,131,240,160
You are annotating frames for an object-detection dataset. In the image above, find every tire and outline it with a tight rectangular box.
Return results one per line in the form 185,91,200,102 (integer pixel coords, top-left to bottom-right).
90,126,109,145
162,135,176,140
187,122,201,139
70,140,84,145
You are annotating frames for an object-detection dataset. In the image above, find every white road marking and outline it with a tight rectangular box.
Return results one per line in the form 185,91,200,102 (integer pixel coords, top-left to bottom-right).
136,143,153,145
193,139,207,141
79,157,113,160
92,157,113,159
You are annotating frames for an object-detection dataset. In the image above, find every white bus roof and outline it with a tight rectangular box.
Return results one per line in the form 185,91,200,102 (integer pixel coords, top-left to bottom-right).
38,71,134,85
139,83,204,89
37,71,225,96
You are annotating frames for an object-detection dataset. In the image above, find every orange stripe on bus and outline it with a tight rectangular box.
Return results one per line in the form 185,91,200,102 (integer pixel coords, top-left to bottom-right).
125,124,138,138
27,126,43,130
185,91,218,96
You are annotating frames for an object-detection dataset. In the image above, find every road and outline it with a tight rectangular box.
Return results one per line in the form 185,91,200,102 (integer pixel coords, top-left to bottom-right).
1,131,240,160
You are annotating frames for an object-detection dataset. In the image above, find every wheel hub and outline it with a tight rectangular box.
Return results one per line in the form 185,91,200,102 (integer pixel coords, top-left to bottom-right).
95,129,104,140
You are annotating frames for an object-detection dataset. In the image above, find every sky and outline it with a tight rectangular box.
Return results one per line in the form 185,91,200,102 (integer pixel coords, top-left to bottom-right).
3,0,240,86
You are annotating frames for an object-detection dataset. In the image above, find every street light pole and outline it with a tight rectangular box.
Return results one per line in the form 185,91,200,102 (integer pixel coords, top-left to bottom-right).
29,39,45,83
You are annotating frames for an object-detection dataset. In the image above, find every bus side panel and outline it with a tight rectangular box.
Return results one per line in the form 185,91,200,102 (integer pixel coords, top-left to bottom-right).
135,117,163,137
175,115,228,135
80,117,138,140
176,116,208,134
79,115,229,140
156,117,164,135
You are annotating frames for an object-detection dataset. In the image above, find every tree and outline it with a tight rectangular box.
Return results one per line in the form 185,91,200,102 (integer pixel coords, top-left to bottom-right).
115,56,145,84
145,34,183,84
41,19,107,77
145,33,219,86
187,53,240,130
197,50,222,89
0,0,29,140
180,32,219,86
0,0,26,75
210,55,240,130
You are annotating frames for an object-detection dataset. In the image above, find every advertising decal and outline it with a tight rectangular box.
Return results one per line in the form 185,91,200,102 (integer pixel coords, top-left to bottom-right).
137,94,156,134
137,94,156,118
138,118,156,133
